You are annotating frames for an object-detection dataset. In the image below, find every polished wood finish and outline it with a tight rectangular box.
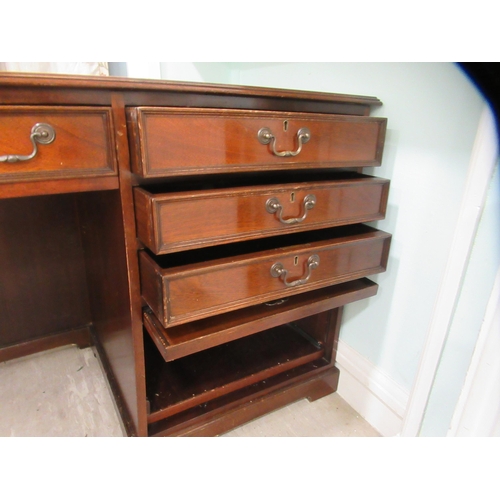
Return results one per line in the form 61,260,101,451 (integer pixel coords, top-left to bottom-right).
0,73,381,116
139,225,390,327
110,94,149,437
128,107,387,177
0,74,390,437
134,173,390,254
0,106,116,182
0,176,119,199
0,326,92,364
77,190,143,436
143,279,378,362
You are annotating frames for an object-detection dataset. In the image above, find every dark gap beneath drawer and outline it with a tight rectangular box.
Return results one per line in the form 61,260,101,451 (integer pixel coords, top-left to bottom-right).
143,279,378,363
135,170,373,194
144,223,378,269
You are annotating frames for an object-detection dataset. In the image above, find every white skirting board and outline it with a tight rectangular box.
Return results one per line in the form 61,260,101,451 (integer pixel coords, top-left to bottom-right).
335,340,409,437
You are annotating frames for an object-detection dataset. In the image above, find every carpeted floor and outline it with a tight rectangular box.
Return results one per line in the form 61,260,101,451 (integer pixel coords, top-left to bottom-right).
0,345,380,437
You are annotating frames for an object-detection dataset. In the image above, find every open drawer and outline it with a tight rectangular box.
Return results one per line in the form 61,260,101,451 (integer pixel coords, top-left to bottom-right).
134,173,390,254
143,278,379,362
139,225,391,327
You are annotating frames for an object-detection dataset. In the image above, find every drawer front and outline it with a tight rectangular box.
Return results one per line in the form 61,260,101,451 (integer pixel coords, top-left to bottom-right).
0,107,116,182
134,176,390,254
128,107,387,177
139,226,391,327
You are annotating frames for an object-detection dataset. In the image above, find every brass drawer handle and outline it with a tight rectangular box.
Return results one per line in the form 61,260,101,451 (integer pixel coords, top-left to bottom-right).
257,127,311,157
266,194,316,224
270,254,320,288
0,123,56,163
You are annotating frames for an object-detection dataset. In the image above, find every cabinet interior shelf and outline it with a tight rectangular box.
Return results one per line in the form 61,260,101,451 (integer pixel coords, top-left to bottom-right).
144,278,378,428
145,324,325,424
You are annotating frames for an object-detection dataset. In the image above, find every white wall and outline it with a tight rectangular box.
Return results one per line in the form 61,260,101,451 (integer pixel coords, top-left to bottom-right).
420,161,500,436
109,62,232,83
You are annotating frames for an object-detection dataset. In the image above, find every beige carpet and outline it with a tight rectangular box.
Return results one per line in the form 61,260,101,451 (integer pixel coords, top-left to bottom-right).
0,345,379,437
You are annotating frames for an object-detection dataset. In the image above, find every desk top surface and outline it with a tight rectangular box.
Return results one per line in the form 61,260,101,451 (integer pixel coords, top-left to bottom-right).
0,72,382,107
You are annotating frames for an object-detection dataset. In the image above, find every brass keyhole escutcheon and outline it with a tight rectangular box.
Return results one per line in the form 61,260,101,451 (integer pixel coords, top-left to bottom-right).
283,120,288,131
294,256,299,266
290,192,295,203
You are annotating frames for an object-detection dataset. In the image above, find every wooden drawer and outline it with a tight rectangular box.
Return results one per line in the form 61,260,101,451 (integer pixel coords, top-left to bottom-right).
0,107,116,182
144,279,379,362
127,107,387,177
134,173,389,254
139,225,391,327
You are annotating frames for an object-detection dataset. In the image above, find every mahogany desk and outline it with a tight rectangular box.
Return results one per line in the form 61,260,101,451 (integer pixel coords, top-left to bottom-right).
0,74,390,436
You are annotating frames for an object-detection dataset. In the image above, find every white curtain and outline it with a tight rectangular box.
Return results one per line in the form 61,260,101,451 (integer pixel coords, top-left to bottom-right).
0,62,109,76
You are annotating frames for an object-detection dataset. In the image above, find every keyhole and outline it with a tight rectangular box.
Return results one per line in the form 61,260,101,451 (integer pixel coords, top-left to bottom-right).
283,120,288,131
290,192,295,203
294,256,299,266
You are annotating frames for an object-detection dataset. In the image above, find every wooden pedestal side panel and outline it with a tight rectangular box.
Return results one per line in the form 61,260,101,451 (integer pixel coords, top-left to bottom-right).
77,191,139,436
127,107,387,177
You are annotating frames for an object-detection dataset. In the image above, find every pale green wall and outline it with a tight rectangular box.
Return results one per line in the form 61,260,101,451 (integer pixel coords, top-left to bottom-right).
160,63,232,83
226,63,485,394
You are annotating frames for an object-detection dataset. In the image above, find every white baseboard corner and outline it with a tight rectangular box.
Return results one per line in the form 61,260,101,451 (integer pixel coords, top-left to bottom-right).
335,340,410,437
